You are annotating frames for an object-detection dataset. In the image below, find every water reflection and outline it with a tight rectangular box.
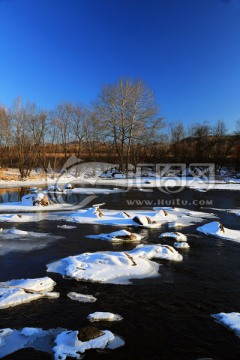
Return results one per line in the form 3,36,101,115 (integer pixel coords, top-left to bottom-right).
0,188,23,203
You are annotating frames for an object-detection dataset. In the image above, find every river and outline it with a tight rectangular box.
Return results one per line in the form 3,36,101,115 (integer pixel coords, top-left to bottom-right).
0,187,240,359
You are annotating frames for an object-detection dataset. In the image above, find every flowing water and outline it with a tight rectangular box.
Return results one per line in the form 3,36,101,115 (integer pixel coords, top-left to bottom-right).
0,187,240,359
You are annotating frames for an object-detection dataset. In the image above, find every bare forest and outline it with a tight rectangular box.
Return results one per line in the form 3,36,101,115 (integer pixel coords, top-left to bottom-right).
1,78,240,178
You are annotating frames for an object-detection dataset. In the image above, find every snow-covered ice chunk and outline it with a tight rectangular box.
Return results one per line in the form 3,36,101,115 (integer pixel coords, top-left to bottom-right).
0,277,59,309
63,183,74,190
132,215,149,226
0,214,34,223
53,329,119,360
0,229,63,255
47,185,63,192
159,232,187,242
1,228,48,238
0,327,66,358
87,229,142,242
87,312,123,322
21,192,50,206
197,221,240,242
67,292,97,303
0,326,124,358
7,229,29,236
212,312,240,337
128,244,183,262
47,245,182,284
153,207,216,227
132,215,162,228
174,241,190,249
47,250,159,284
168,222,184,229
57,225,77,229
0,328,13,347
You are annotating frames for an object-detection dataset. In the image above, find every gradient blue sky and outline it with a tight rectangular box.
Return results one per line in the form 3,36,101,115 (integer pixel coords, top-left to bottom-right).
0,0,240,130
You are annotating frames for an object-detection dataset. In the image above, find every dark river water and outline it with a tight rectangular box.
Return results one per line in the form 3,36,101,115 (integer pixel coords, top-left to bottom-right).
0,186,240,359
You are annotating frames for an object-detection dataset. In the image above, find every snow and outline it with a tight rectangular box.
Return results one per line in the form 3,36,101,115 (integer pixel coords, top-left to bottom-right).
47,245,182,284
153,207,216,228
159,232,187,242
128,244,183,261
0,327,61,358
0,228,49,238
168,222,184,228
0,277,59,309
189,182,240,191
0,202,81,213
53,329,120,360
212,312,240,337
7,228,29,235
174,241,190,249
0,328,13,348
67,292,97,303
0,229,63,255
67,206,179,227
0,205,215,229
70,187,124,194
21,327,41,336
0,327,124,358
87,312,123,322
57,225,77,229
197,221,240,242
1,172,240,192
86,229,142,242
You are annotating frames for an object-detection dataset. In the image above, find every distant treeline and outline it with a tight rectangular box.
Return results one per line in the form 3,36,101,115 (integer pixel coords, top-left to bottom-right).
1,77,240,178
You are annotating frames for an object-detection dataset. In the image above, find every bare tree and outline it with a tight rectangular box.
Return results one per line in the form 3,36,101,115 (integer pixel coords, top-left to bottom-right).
71,105,88,158
189,122,212,162
53,102,75,161
169,121,187,162
210,120,232,169
0,106,12,167
94,77,163,170
10,98,47,178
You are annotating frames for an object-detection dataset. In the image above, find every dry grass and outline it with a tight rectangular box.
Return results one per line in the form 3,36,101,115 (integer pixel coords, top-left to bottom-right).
0,168,19,181
0,168,44,181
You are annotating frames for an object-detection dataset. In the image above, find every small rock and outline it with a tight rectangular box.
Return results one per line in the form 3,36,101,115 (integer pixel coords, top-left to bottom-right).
78,326,104,342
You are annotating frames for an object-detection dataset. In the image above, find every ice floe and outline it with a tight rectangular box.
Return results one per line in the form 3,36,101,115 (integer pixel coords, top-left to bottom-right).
0,191,82,212
0,327,61,358
0,228,46,238
131,214,162,228
159,232,187,242
189,182,240,191
153,207,216,228
57,224,77,229
127,244,183,261
67,292,97,303
53,327,124,360
63,182,74,190
70,187,125,194
86,229,142,242
67,206,178,227
0,326,124,359
0,205,215,229
0,277,59,309
174,241,190,249
0,228,63,255
47,245,182,284
197,221,240,242
87,312,123,322
212,312,240,337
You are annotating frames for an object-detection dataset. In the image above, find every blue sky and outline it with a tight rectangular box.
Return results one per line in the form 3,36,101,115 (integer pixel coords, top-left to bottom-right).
0,0,240,130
